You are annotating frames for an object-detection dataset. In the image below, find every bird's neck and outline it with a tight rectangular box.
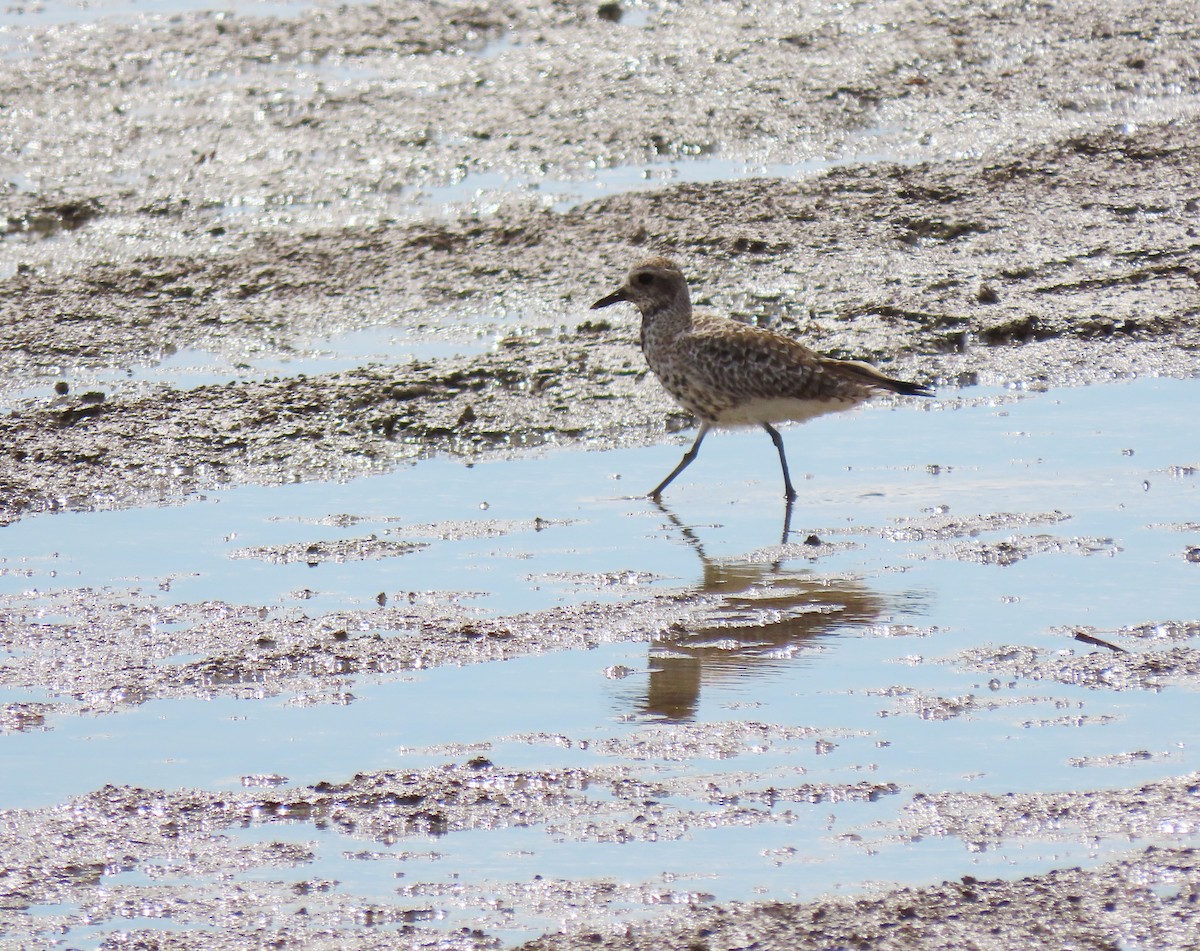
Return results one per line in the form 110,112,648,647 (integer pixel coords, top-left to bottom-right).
640,302,691,355
639,296,693,341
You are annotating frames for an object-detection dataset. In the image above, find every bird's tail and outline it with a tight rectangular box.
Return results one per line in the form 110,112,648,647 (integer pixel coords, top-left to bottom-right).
829,359,936,397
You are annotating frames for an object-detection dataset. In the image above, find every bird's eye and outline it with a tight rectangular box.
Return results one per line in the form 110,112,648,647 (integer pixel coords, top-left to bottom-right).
635,273,654,286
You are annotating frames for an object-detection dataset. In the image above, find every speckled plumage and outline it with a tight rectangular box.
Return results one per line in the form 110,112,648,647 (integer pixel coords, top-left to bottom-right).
592,256,934,501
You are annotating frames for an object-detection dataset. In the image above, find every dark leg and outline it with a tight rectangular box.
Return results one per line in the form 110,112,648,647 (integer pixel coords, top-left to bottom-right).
650,424,710,499
762,423,797,502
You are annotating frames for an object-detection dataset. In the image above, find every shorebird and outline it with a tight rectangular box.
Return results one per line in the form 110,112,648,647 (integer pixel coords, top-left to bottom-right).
592,256,934,502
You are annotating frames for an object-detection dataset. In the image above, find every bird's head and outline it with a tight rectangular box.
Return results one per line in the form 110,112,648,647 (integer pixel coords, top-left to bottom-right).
592,256,688,318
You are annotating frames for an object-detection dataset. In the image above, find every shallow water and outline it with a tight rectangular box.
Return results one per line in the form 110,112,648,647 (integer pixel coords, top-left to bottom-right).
417,139,922,215
0,0,316,31
0,325,497,403
3,377,1199,945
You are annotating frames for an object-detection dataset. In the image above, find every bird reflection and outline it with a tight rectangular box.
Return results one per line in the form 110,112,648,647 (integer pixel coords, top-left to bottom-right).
638,500,889,721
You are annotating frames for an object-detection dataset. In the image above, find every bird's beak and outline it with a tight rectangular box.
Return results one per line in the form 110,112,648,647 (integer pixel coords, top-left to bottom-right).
591,287,628,309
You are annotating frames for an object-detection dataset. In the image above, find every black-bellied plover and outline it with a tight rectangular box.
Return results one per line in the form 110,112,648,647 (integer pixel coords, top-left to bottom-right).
592,256,934,502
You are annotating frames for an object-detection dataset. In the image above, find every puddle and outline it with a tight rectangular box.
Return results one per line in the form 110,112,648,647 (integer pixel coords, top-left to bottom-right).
409,125,925,216
188,137,926,232
0,0,324,31
0,325,496,403
2,377,1200,946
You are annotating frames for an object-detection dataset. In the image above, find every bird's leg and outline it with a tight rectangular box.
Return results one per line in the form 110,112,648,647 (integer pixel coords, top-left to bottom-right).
649,423,710,499
762,423,797,503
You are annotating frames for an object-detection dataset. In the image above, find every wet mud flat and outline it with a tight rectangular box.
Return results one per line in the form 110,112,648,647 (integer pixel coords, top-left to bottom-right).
2,0,1200,948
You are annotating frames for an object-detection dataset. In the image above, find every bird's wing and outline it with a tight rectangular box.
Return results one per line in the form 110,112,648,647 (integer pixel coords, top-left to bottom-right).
679,321,853,402
819,357,935,397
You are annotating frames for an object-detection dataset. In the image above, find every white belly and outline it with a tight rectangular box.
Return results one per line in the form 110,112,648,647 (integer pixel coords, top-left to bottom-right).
709,395,861,427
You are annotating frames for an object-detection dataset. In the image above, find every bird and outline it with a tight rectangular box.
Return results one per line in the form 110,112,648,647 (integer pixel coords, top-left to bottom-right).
591,256,934,502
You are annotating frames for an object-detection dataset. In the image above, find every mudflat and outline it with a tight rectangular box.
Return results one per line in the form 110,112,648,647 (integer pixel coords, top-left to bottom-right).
1,1,1199,948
